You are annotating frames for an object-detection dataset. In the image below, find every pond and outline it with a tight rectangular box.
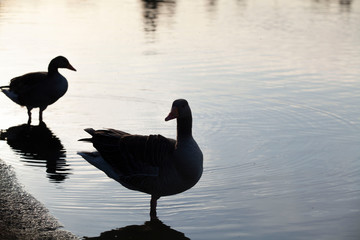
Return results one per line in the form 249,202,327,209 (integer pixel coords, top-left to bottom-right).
0,0,359,239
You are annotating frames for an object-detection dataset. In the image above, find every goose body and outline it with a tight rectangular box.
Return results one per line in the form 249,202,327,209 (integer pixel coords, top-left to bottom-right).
79,99,203,219
0,56,76,124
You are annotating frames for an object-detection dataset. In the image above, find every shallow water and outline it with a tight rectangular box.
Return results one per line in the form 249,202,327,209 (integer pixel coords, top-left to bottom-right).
0,0,360,239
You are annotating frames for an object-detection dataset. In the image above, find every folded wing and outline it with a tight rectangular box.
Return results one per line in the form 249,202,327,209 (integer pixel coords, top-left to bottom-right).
83,128,176,194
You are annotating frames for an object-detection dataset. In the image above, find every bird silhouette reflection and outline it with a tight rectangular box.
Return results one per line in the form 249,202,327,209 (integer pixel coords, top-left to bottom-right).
84,219,190,240
0,123,70,182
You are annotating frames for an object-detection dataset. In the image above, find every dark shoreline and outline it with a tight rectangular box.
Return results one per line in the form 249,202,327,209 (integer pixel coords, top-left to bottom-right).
0,159,78,240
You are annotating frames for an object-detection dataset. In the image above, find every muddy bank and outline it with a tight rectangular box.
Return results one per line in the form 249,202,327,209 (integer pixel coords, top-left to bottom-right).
0,159,79,240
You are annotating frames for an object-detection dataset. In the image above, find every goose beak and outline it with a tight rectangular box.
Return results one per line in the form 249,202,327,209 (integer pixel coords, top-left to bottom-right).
165,107,178,121
67,64,77,71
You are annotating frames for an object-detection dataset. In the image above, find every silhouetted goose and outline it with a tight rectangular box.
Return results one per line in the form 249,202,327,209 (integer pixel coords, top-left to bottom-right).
78,99,203,219
0,56,76,124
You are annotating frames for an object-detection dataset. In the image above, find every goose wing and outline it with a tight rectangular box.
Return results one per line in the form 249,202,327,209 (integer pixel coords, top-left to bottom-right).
9,72,47,96
83,128,176,193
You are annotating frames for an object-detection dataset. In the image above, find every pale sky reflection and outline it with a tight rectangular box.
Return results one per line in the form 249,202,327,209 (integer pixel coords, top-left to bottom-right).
0,0,359,239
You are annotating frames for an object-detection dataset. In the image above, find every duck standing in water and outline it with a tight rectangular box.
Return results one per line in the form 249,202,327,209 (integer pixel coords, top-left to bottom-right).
79,99,203,219
0,56,76,124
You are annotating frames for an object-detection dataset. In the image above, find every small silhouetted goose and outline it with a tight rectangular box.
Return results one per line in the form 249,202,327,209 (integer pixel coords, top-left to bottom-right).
0,56,76,124
78,99,203,219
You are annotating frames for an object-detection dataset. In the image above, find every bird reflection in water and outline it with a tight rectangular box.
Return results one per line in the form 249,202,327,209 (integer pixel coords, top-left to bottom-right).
84,219,189,240
0,123,71,182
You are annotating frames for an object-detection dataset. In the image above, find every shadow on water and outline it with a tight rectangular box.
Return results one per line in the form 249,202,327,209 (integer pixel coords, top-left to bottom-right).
311,0,354,13
140,0,246,36
312,0,353,8
84,219,190,240
141,0,177,34
0,123,71,183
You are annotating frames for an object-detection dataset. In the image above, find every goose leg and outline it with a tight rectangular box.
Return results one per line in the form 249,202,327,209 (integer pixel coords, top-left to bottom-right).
39,109,43,123
150,196,159,220
27,107,32,125
39,106,47,124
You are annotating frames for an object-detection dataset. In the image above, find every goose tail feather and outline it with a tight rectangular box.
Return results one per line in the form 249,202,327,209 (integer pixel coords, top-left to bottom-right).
78,128,96,142
84,128,96,136
1,89,21,105
78,138,93,142
78,151,121,182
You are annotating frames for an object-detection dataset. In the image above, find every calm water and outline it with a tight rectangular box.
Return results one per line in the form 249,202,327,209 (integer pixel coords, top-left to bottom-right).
0,0,360,239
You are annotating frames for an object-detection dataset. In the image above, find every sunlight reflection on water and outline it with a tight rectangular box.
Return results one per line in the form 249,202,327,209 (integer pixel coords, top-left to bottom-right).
0,0,360,239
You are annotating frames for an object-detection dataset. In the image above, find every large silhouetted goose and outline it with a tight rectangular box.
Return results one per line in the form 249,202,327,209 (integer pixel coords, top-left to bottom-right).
0,56,76,124
78,99,203,219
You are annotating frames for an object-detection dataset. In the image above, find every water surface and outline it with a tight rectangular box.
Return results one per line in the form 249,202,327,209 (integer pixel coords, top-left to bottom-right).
0,0,359,239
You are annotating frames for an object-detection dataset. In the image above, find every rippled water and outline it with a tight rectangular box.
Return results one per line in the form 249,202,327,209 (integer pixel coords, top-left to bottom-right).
0,0,359,239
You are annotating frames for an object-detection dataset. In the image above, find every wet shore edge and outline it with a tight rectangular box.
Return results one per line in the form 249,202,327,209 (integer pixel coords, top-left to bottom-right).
0,159,79,240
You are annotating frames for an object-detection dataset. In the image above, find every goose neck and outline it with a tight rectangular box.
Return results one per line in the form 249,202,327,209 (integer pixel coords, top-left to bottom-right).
176,117,192,140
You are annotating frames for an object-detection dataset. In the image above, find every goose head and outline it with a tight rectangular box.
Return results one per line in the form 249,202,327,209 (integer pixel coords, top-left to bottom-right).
165,99,191,121
48,56,76,73
165,99,193,139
